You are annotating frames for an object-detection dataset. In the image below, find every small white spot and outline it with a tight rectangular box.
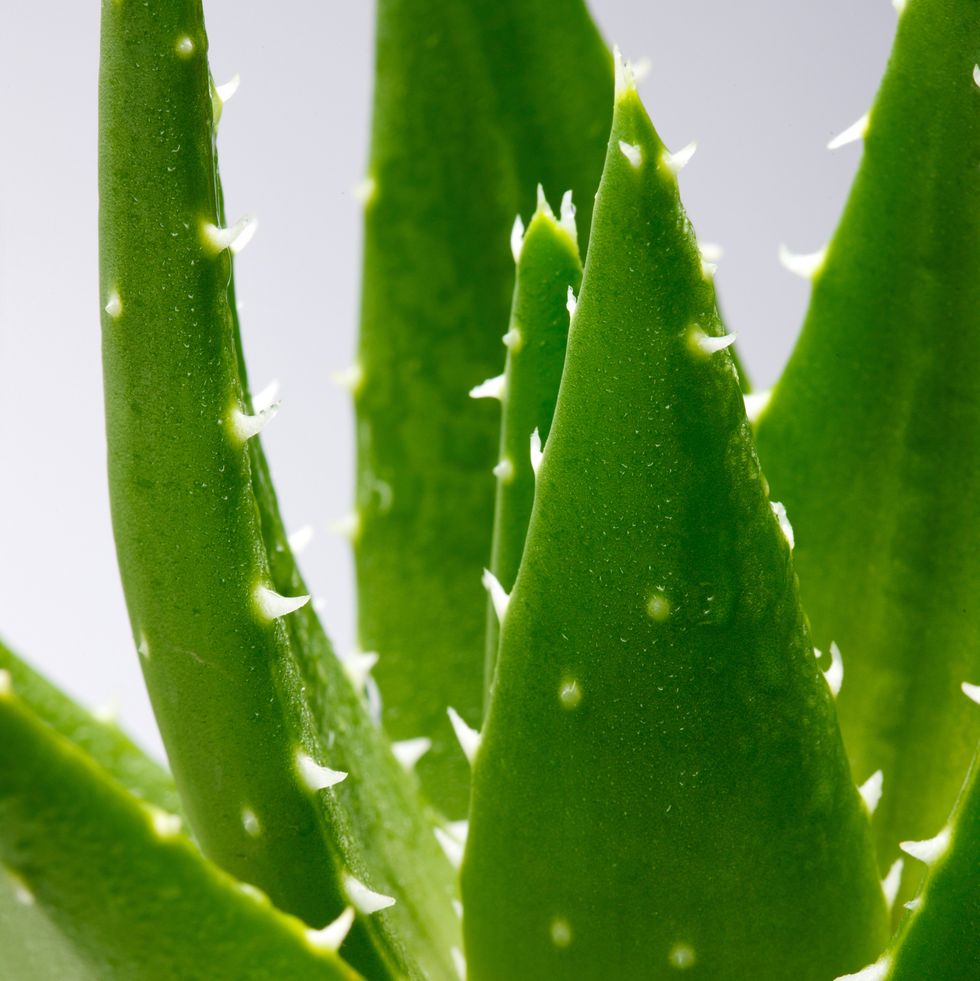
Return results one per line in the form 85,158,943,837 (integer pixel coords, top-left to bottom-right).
689,326,737,356
306,907,355,951
559,190,577,240
827,112,870,151
559,678,583,710
778,244,828,280
469,374,507,401
452,946,467,980
104,290,122,319
566,286,578,319
147,806,182,838
743,390,772,424
511,215,525,263
502,327,523,351
701,258,718,280
698,242,724,263
251,379,280,415
550,917,572,948
529,428,544,475
237,882,268,904
329,511,362,541
822,641,844,698
961,681,980,704
892,0,906,14
7,872,33,907
881,858,904,910
296,750,348,792
858,769,884,815
974,64,980,88
215,73,240,105
312,596,327,614
770,501,795,550
482,568,510,621
331,363,364,395
647,592,671,623
287,524,315,555
202,215,258,255
391,736,432,772
253,584,310,621
447,706,481,765
618,140,642,169
136,632,150,660
663,140,697,175
435,827,465,868
344,873,396,914
353,177,377,207
904,897,921,912
339,650,379,690
493,458,514,481
93,699,120,725
669,943,696,970
452,899,464,919
0,670,11,697
835,953,892,981
613,45,637,101
900,826,951,866
176,36,195,57
241,807,261,837
230,401,279,444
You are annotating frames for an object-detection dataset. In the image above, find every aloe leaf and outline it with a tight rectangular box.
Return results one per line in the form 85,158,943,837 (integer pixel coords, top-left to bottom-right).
461,63,889,980
0,638,178,814
753,0,980,908
0,674,360,981
100,4,459,977
356,0,613,815
481,190,582,692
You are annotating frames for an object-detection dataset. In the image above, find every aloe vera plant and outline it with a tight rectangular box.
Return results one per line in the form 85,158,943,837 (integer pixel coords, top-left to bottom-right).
1,0,978,978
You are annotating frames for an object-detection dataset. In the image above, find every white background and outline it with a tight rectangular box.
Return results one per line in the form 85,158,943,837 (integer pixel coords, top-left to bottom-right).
0,1,896,759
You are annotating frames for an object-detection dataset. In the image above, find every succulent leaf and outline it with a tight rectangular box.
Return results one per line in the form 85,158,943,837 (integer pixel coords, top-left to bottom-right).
356,0,613,815
754,0,980,908
461,65,889,980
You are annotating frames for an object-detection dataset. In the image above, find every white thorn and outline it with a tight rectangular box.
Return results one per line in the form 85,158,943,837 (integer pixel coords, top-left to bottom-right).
0,670,11,697
824,641,844,697
452,899,464,919
469,374,506,401
835,954,892,981
482,568,510,621
502,327,523,351
104,290,122,319
391,736,432,772
858,769,884,815
147,806,182,838
529,428,544,476
535,183,554,217
904,897,921,912
962,681,980,705
92,699,120,725
215,73,241,104
251,380,280,415
447,706,481,765
892,0,906,13
691,327,737,355
452,946,467,980
698,241,724,263
701,258,718,280
435,827,465,869
493,458,514,481
329,511,361,541
663,140,698,175
778,244,827,280
353,177,377,207
743,390,772,424
827,112,869,150
613,45,636,101
630,57,652,83
306,907,356,951
900,826,951,866
230,401,279,443
881,858,904,910
238,882,267,904
136,632,150,660
176,36,195,57
287,524,315,555
618,140,642,169
340,650,378,690
332,363,364,394
344,874,396,914
254,584,310,620
203,215,258,255
770,501,795,550
510,215,525,263
566,286,578,319
448,819,469,844
559,190,577,240
312,596,327,613
10,875,34,907
296,751,348,792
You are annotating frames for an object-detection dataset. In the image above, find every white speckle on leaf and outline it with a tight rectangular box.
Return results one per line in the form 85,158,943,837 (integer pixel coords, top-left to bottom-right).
176,36,195,57
550,917,572,948
669,943,696,970
647,592,671,622
559,678,583,710
241,807,261,837
104,290,122,319
618,140,642,169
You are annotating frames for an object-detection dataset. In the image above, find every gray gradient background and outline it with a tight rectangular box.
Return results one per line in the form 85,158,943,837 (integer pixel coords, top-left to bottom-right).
0,1,896,760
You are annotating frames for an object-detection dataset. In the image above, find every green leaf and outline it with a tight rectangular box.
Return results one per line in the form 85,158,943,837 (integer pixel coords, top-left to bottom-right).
0,675,360,981
482,189,582,692
461,63,888,980
356,0,613,815
753,0,980,909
